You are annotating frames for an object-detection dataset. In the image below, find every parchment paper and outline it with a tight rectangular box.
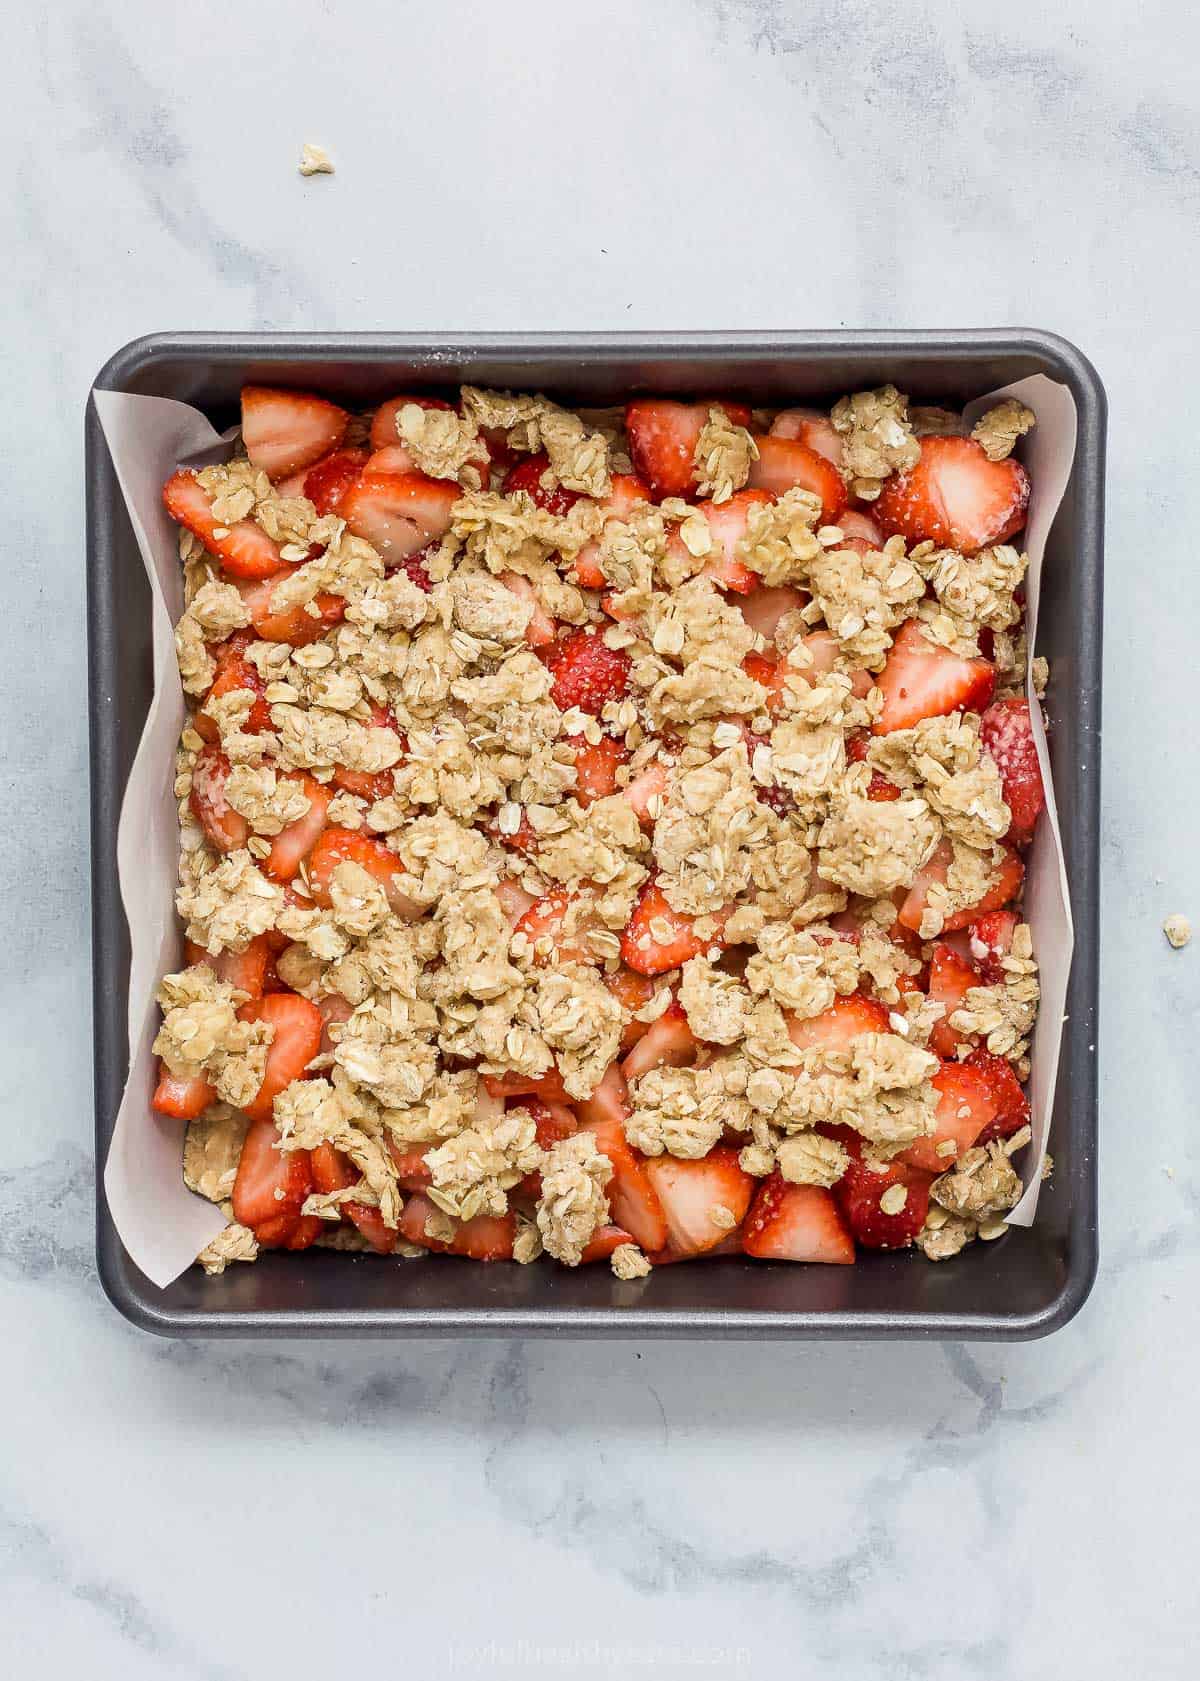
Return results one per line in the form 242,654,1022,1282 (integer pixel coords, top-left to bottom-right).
94,376,1074,1284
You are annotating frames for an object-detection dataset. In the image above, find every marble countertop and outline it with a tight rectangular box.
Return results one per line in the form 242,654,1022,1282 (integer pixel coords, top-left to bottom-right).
3,1,1197,1675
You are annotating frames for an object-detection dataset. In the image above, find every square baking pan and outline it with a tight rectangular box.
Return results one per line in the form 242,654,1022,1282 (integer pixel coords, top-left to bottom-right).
88,330,1103,1339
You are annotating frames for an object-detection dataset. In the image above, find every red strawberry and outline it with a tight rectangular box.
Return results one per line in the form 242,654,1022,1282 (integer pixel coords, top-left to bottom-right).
898,840,1023,936
541,627,632,715
693,488,774,593
340,470,458,562
578,1223,637,1265
624,399,751,500
742,651,789,716
316,992,352,1055
503,452,582,515
743,1176,855,1263
875,620,995,734
874,434,1029,554
264,774,332,882
399,546,435,592
513,1097,579,1200
232,1114,314,1233
185,933,272,1001
303,446,370,515
834,1151,931,1250
514,887,598,965
399,1192,515,1261
981,697,1046,845
605,965,657,1050
620,881,731,977
570,733,629,805
369,394,453,452
310,1142,398,1254
189,746,248,853
386,1139,433,1189
331,703,404,802
237,993,324,1122
900,1059,998,1174
966,1048,1032,1145
927,942,980,1058
835,508,885,548
968,909,1020,982
572,473,651,588
196,634,273,743
163,470,285,581
642,1146,753,1259
747,435,848,522
152,1065,216,1119
575,1062,669,1252
498,571,557,647
620,1003,698,1082
845,732,902,802
481,1067,571,1105
622,760,671,827
306,826,421,917
737,584,808,645
769,407,843,467
241,386,348,480
786,992,891,1053
488,807,539,857
237,571,345,646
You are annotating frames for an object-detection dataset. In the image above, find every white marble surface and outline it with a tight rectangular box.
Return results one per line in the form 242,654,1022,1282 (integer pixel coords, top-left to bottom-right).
2,1,1198,1675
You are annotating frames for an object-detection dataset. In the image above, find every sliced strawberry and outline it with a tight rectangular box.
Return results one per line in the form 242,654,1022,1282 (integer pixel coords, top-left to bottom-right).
834,1152,931,1250
845,732,902,801
541,627,632,715
899,1059,999,1174
331,703,404,802
624,399,751,500
738,584,808,644
966,1048,1032,1145
185,933,272,1001
968,909,1020,982
310,1141,398,1253
340,470,458,562
364,444,416,474
196,635,273,743
514,887,598,965
264,774,332,882
369,393,453,452
874,434,1030,555
875,620,995,735
570,733,629,805
512,1097,579,1200
306,827,422,918
232,1114,314,1232
503,452,582,515
385,1139,433,1190
694,488,774,593
266,882,313,953
400,548,434,592
237,571,345,645
572,473,651,588
303,446,370,516
575,1062,668,1252
620,1003,698,1082
189,746,248,853
769,406,843,466
498,571,557,647
152,1065,216,1119
743,1175,855,1263
980,697,1046,845
163,470,285,581
481,1067,571,1104
622,760,671,827
236,994,323,1122
742,650,790,716
927,943,981,1058
579,1223,637,1265
399,1192,515,1261
786,992,891,1053
642,1146,753,1259
605,966,657,1050
241,386,348,481
835,508,884,547
488,807,540,857
257,1210,325,1251
494,877,538,927
747,435,847,522
898,840,1023,936
620,881,731,977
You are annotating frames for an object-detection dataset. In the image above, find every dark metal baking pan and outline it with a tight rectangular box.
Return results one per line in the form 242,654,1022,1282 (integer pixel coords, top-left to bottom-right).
87,331,1103,1338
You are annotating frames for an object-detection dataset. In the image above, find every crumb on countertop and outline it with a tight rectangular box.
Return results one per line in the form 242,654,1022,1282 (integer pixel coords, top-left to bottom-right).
298,142,334,177
1162,913,1191,950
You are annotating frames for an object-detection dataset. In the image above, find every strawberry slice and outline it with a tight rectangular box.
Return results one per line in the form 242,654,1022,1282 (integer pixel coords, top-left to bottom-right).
497,571,557,647
875,620,995,734
743,1175,855,1263
306,827,423,918
399,1192,515,1261
575,1062,669,1252
622,760,671,827
874,434,1030,554
303,446,370,515
981,697,1046,845
966,1048,1032,1145
185,933,272,1001
570,733,629,805
196,633,273,743
386,1139,433,1189
541,627,632,715
898,840,1023,936
747,435,847,522
189,746,249,853
152,1065,216,1119
620,1003,698,1082
786,992,890,1052
769,406,843,466
332,703,404,801
738,584,808,644
579,1223,638,1265
513,1097,579,1199
163,470,285,581
232,1114,314,1233
624,399,751,500
620,881,732,977
927,942,980,1058
605,965,657,1050
481,1067,571,1104
340,470,458,562
369,394,453,452
899,1059,999,1174
968,909,1020,982
835,509,884,548
692,488,774,593
642,1146,753,1259
834,1149,931,1250
237,571,345,645
503,452,582,515
846,732,902,802
241,385,348,481
310,1141,398,1253
572,473,651,588
514,887,599,965
237,993,323,1123
264,774,332,882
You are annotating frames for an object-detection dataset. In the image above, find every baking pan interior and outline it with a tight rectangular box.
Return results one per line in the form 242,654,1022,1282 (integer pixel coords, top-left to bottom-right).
89,333,1101,1337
